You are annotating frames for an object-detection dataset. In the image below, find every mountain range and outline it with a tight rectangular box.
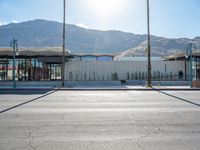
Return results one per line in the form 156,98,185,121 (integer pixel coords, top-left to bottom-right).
0,19,199,57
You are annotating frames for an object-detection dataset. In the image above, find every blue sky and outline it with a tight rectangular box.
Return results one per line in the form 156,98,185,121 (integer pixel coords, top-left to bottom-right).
0,0,199,38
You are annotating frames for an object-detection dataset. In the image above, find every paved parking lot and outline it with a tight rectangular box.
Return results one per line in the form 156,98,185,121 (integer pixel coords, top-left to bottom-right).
0,90,200,150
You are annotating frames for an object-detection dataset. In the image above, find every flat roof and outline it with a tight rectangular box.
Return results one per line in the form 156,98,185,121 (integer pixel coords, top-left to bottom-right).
114,57,162,61
0,47,72,57
72,53,118,57
164,51,200,60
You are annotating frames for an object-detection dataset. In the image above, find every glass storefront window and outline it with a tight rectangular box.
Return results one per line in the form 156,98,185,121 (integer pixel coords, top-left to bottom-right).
0,57,62,81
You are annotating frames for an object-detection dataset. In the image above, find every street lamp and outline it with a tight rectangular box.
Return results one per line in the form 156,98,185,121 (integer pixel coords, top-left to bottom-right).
147,0,152,87
185,43,196,88
62,0,66,87
10,39,19,88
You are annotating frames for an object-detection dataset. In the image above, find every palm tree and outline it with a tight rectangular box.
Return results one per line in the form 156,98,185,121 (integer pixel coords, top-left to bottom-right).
62,0,66,87
147,0,152,87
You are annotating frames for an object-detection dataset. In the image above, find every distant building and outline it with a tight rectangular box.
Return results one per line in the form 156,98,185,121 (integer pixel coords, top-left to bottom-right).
72,53,115,61
164,51,200,80
114,57,162,61
0,47,71,81
0,47,200,84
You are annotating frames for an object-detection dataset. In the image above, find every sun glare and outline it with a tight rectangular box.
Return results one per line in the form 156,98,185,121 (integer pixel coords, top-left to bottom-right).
84,0,125,20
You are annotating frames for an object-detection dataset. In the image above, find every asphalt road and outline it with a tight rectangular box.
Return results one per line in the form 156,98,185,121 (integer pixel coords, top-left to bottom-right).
0,90,200,150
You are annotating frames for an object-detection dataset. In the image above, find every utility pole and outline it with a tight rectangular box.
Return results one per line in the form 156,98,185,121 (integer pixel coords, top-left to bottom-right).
186,43,196,88
189,43,193,88
62,0,66,87
10,39,18,88
147,0,152,87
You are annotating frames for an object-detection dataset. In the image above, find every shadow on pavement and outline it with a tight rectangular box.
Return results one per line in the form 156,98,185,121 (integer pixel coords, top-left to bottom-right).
157,90,200,107
0,90,56,114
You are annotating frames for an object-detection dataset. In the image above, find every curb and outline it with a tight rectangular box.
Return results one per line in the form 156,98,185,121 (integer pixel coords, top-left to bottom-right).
0,88,200,91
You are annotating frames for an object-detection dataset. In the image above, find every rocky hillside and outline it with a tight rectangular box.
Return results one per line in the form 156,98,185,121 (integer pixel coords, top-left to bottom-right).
0,19,199,56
